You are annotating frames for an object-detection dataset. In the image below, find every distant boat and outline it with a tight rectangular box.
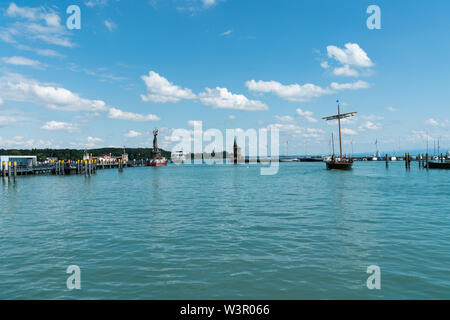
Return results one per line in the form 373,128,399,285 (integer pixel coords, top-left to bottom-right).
171,150,186,164
390,156,397,161
147,158,168,166
428,160,450,169
322,101,356,170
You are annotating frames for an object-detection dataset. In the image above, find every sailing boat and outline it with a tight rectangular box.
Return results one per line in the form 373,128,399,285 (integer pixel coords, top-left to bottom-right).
322,100,357,170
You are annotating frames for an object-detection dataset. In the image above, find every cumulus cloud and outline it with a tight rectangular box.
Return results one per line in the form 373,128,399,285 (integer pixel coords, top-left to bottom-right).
246,79,369,102
330,80,370,90
108,107,160,121
327,43,374,68
199,87,268,111
341,128,357,135
2,56,42,68
320,61,329,69
124,130,142,138
41,121,78,132
0,73,109,112
140,71,196,103
332,65,358,77
246,79,330,102
0,97,3,105
296,108,317,123
359,120,381,131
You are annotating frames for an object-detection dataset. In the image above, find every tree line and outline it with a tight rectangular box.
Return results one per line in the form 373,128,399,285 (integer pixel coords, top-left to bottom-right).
0,148,171,162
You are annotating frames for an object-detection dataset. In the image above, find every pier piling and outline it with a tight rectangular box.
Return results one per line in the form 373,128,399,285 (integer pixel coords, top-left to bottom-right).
13,161,17,181
385,154,389,168
7,161,11,182
2,161,6,179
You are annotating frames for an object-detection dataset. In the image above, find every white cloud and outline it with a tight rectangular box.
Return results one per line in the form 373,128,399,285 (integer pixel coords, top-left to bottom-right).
104,20,116,32
267,123,303,134
320,61,329,69
296,108,318,123
85,0,109,7
425,118,439,126
0,115,29,126
140,71,196,103
188,120,202,126
3,3,73,48
41,121,78,132
199,87,268,111
246,79,330,102
0,73,109,112
228,114,236,120
2,56,42,68
0,97,3,105
330,80,370,90
202,0,217,7
86,136,103,147
386,106,397,112
359,120,381,131
124,130,142,138
108,107,160,121
341,128,357,135
274,115,294,122
246,79,369,102
332,65,359,77
220,29,233,36
327,43,374,68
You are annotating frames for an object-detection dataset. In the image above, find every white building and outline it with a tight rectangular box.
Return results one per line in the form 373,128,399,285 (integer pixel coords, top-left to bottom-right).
0,155,37,171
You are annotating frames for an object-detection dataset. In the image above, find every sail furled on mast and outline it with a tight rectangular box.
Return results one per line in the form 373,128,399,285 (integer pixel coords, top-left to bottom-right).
322,112,357,121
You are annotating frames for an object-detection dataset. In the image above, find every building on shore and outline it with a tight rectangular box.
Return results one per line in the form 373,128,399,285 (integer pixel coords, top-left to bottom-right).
0,155,37,171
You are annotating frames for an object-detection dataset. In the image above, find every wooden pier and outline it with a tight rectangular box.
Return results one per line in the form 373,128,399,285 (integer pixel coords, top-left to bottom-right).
1,159,148,178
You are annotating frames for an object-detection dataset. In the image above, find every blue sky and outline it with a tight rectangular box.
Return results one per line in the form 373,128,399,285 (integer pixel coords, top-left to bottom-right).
0,0,449,155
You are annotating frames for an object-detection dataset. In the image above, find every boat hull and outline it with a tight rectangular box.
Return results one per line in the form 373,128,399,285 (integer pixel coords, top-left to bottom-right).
146,159,168,166
326,160,353,170
427,161,450,169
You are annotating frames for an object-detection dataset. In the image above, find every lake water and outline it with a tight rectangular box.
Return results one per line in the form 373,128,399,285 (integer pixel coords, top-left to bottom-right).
1,161,449,299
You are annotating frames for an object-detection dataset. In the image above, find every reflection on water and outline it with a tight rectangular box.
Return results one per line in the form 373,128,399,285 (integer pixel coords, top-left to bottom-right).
1,162,449,299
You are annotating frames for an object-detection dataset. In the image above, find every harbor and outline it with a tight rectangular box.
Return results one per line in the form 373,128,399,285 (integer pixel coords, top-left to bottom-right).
2,159,449,299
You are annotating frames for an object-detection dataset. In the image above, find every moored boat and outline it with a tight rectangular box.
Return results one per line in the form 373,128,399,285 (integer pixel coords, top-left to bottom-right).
322,100,357,170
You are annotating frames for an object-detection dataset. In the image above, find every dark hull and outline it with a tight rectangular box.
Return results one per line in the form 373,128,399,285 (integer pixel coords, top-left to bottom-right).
299,158,323,162
428,161,450,169
326,160,353,170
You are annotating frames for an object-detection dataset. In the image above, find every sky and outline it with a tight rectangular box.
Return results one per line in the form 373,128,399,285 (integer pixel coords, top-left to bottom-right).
0,0,449,155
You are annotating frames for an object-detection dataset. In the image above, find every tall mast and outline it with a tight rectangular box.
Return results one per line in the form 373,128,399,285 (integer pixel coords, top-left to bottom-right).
331,132,335,156
337,101,343,158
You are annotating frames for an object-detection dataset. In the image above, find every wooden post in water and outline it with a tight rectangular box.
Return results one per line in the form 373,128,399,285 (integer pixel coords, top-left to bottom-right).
13,161,17,181
7,161,11,182
426,153,429,169
2,161,6,179
385,154,389,168
441,153,444,163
